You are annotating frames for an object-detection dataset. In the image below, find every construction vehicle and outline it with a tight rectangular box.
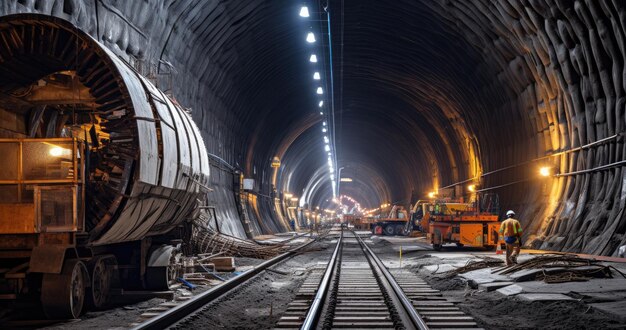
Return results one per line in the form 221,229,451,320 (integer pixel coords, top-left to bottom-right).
0,15,210,319
408,193,501,250
371,205,410,236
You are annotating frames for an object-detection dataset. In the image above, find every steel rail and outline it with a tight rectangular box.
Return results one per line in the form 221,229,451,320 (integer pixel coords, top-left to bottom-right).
300,229,343,330
355,232,430,330
132,235,324,330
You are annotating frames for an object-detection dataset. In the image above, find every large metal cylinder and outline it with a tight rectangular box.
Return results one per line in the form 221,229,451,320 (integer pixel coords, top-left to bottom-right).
0,14,210,245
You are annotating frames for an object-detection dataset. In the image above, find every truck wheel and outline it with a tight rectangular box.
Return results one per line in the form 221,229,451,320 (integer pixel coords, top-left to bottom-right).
383,225,395,236
41,259,88,319
87,255,116,309
146,245,181,290
432,229,443,251
394,224,405,236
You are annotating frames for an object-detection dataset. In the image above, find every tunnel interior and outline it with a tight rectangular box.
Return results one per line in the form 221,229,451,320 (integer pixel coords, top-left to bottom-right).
0,0,625,256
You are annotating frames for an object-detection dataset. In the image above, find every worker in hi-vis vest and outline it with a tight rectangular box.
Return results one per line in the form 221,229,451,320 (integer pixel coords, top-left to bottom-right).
499,210,522,266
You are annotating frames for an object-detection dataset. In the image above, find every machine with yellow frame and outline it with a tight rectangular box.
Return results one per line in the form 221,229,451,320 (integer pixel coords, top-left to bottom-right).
409,193,502,250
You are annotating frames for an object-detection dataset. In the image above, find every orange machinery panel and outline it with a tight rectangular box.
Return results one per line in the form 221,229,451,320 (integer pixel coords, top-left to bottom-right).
486,222,501,246
0,203,35,233
459,223,483,246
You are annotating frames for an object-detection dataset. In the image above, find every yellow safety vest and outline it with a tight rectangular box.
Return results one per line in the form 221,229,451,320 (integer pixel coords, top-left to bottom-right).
499,218,522,237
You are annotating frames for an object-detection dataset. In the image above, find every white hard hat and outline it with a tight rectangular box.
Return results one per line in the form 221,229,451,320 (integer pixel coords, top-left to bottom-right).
506,210,515,217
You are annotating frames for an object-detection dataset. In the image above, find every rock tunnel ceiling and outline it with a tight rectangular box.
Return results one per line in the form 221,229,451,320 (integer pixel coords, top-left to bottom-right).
0,0,625,256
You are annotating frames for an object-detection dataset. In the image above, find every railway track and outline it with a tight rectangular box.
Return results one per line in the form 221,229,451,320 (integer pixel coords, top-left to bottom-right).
129,229,334,330
276,230,483,329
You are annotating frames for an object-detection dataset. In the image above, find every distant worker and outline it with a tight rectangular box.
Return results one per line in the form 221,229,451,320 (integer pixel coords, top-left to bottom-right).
499,210,522,266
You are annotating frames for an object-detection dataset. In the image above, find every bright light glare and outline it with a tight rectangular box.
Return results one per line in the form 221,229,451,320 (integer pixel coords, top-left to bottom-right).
313,72,320,80
319,100,324,107
340,178,353,182
306,32,316,43
322,128,327,132
320,112,324,115
539,167,551,177
323,121,326,126
428,191,436,199
310,54,317,62
325,145,330,152
316,87,323,94
49,146,70,157
324,136,329,143
468,184,476,192
299,6,309,17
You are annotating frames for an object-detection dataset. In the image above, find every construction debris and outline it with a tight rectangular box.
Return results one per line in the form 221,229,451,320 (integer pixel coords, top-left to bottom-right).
193,225,294,259
209,257,236,272
439,256,504,278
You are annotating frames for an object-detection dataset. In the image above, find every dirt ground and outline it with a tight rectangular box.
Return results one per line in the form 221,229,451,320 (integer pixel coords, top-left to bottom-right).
31,256,268,330
401,251,626,330
172,240,334,329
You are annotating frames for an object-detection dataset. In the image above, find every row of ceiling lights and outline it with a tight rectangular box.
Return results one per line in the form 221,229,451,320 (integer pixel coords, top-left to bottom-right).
300,5,337,198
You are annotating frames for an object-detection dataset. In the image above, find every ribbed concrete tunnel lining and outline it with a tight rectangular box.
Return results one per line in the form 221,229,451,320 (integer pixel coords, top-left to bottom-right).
1,1,625,255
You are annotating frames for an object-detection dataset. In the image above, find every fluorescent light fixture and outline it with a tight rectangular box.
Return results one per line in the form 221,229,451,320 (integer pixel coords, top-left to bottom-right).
306,32,316,43
310,54,317,62
323,121,326,126
340,178,353,182
313,72,320,80
319,100,323,107
322,128,327,132
329,167,334,173
316,87,323,94
299,6,309,17
324,136,329,143
325,145,330,152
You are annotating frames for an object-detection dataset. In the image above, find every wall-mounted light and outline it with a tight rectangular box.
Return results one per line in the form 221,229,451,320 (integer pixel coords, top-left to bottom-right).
318,100,324,107
340,177,353,182
284,193,293,198
468,184,476,192
290,197,299,201
324,145,330,152
306,32,316,43
539,166,553,177
299,6,310,17
310,54,317,62
316,87,323,94
313,72,320,80
428,191,437,199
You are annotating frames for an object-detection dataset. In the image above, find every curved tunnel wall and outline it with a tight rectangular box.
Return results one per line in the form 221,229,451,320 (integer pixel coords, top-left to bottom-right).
424,0,626,256
2,1,625,255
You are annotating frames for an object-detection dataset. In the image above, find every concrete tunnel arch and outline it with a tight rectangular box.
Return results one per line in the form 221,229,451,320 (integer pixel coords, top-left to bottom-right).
2,1,625,256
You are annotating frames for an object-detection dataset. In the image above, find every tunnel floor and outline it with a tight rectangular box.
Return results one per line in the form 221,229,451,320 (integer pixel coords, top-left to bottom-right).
23,232,625,330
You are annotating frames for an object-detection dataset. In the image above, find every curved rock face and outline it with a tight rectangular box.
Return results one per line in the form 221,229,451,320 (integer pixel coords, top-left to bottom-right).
1,1,625,256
